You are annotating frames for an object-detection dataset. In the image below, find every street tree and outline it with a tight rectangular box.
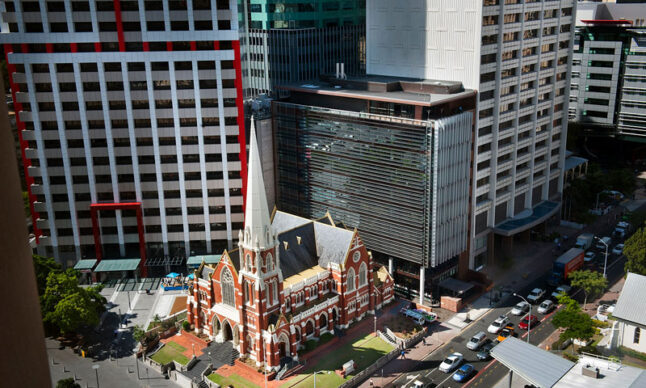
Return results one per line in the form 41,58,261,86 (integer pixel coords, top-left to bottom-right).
41,271,106,334
133,325,146,344
568,270,608,308
624,226,646,276
32,254,62,295
56,378,81,388
552,295,595,351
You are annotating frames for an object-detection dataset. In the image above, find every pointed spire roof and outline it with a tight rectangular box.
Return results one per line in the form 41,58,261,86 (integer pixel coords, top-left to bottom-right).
242,117,275,250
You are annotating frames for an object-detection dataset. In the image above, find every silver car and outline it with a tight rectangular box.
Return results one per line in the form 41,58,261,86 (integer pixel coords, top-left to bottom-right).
466,331,488,350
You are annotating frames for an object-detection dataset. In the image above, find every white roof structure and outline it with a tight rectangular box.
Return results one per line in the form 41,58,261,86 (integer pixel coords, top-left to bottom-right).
613,272,646,328
242,118,275,250
555,355,646,388
491,337,575,387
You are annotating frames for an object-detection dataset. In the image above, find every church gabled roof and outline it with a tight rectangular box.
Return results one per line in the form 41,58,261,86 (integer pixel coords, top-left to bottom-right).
271,210,355,272
242,118,274,250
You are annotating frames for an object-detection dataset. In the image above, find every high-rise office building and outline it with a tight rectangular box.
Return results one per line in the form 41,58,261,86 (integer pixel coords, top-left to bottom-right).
239,0,366,97
1,0,247,271
273,75,476,302
570,2,646,140
368,0,576,273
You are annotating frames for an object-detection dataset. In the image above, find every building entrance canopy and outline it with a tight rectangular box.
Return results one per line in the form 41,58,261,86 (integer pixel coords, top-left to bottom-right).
439,277,474,296
94,258,141,272
73,259,97,271
493,201,560,237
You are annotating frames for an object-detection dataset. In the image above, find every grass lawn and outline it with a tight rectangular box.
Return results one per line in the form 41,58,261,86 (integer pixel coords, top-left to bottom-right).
150,341,190,366
284,334,394,388
207,373,261,388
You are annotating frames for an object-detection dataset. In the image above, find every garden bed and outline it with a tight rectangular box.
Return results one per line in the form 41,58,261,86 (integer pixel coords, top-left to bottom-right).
381,314,423,339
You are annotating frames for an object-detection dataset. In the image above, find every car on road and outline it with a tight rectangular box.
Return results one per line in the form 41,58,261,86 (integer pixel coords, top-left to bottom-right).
439,352,463,373
518,314,539,330
487,315,510,334
466,331,488,351
452,364,475,383
527,288,545,303
596,236,612,250
477,342,496,361
511,301,530,316
537,299,554,314
410,377,437,388
584,251,597,263
497,325,515,342
612,244,624,256
551,285,572,300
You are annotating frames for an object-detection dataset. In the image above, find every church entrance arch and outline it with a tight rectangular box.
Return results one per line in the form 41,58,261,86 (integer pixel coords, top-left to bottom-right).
332,308,338,324
320,313,328,330
222,320,233,341
278,332,290,358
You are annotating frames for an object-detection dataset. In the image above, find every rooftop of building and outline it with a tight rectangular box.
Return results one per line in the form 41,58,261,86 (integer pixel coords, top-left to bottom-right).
277,74,476,107
577,2,646,27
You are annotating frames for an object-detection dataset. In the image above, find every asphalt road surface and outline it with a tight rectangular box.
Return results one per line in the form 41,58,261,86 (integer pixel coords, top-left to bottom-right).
391,252,627,388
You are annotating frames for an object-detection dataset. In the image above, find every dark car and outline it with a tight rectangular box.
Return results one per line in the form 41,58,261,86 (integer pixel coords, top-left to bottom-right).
476,342,495,361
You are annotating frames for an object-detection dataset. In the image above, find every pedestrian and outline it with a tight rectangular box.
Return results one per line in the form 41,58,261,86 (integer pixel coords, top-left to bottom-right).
370,378,374,387
422,336,426,345
401,349,406,359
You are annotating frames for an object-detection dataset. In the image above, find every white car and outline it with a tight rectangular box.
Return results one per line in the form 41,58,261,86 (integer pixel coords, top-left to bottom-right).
439,352,464,373
487,315,510,334
584,251,597,262
527,288,545,303
537,299,554,314
511,301,530,316
551,285,572,299
612,244,624,256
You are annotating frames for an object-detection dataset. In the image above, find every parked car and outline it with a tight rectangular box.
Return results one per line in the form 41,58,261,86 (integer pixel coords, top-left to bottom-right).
511,301,530,316
497,325,515,342
584,251,597,263
527,288,545,303
452,364,475,383
411,377,437,388
476,342,495,361
439,352,463,373
537,299,554,314
518,314,539,330
466,331,488,351
551,285,572,300
612,244,624,256
487,315,510,334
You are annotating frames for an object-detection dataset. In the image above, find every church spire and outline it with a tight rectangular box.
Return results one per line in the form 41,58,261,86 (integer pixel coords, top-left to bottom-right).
242,117,275,250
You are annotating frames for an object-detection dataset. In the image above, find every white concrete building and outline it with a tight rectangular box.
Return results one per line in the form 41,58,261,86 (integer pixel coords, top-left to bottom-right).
367,0,576,271
613,272,646,354
0,0,248,271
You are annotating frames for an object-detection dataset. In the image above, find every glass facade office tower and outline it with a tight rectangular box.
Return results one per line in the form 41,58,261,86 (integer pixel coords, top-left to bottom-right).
570,2,646,140
1,0,247,268
273,76,476,302
367,0,576,271
240,0,366,96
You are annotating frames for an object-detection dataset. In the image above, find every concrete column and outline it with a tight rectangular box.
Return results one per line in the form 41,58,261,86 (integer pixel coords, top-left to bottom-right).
388,257,393,275
419,266,425,306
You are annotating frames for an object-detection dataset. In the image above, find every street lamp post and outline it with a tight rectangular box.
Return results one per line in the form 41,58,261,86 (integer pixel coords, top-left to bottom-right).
313,371,322,388
594,236,609,278
134,354,140,380
513,293,531,344
92,364,100,388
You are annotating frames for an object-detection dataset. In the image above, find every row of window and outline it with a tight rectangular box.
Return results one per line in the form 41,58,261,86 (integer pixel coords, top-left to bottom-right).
10,41,234,54
54,221,243,237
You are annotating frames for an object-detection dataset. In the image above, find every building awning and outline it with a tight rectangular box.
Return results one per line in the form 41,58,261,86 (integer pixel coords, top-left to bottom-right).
564,155,588,172
491,337,575,388
187,254,221,267
73,259,97,271
494,201,560,237
94,259,141,272
439,277,474,296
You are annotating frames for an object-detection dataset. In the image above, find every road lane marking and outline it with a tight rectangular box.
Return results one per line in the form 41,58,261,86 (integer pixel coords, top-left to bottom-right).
438,372,456,387
425,367,438,377
462,359,497,388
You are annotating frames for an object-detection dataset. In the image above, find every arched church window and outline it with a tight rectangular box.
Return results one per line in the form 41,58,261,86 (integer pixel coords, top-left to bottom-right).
359,262,367,287
221,267,235,307
347,267,356,292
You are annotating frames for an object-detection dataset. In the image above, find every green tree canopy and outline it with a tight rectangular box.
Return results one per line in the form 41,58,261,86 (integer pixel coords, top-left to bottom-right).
552,295,595,345
568,270,608,307
41,271,106,334
32,254,62,295
624,226,646,277
56,378,81,388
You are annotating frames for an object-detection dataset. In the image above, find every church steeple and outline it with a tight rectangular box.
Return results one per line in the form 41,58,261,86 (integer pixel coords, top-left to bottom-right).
241,117,275,251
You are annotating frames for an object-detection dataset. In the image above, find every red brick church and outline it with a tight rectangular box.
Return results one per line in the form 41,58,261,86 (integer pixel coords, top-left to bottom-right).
186,121,394,370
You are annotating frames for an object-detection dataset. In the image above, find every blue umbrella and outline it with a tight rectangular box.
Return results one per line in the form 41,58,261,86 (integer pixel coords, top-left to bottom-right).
166,272,180,278
187,273,195,279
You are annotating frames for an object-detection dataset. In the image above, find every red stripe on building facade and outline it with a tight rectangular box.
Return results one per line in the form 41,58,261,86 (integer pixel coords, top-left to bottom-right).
4,44,41,242
232,40,248,211
167,41,173,51
213,41,220,50
46,43,53,53
70,43,78,52
190,41,196,51
112,0,126,52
